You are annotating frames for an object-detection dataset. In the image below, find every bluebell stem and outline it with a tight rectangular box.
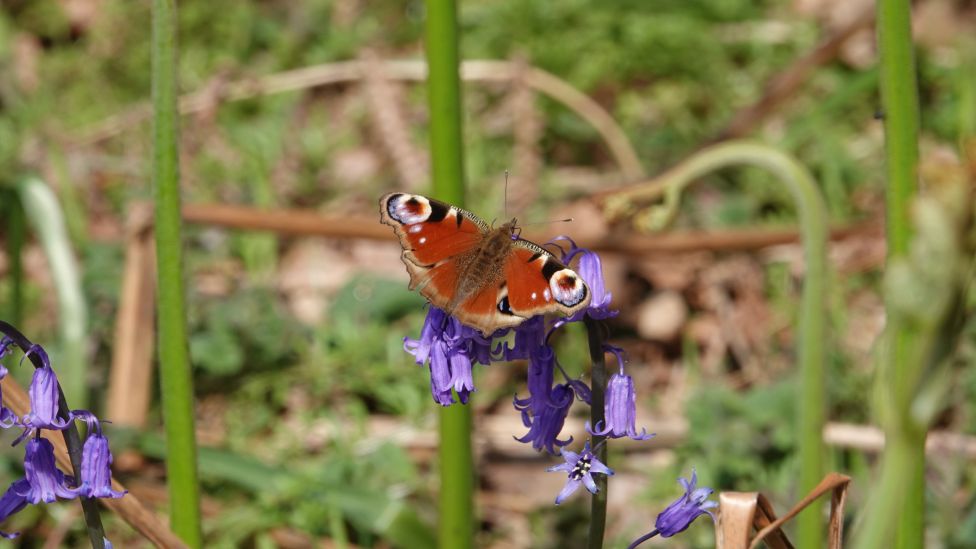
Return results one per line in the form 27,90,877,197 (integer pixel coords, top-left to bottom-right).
547,441,614,504
587,346,652,441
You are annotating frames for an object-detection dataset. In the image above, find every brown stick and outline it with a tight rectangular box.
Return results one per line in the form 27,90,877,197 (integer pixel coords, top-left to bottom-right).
107,204,157,428
2,377,188,549
180,201,878,254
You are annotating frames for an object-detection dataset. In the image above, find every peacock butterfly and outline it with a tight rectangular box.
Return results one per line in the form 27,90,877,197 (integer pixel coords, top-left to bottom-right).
380,192,591,335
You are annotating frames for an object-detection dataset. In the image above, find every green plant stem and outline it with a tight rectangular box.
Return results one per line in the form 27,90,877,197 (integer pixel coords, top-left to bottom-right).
643,141,828,549
152,0,203,546
0,321,105,549
584,316,608,549
856,1,924,548
424,1,473,547
17,177,88,409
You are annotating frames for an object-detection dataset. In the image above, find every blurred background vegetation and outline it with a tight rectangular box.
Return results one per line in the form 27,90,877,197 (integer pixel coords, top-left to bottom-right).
0,0,974,547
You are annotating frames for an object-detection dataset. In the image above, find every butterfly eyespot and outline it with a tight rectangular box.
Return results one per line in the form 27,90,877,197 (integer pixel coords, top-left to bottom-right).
497,295,515,315
549,269,586,307
388,194,432,224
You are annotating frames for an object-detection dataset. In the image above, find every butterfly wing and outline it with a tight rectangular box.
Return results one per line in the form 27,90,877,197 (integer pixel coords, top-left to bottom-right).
380,192,488,312
502,240,590,319
430,236,592,334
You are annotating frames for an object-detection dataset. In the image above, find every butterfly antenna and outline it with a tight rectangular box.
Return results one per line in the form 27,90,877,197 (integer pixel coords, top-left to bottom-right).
519,217,575,227
503,170,510,219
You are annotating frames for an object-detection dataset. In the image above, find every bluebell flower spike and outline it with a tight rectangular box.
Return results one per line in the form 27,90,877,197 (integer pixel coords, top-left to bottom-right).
0,325,125,539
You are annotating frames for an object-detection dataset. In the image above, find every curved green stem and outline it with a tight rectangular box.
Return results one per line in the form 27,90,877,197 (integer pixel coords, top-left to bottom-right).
16,177,88,409
424,1,474,547
639,141,828,549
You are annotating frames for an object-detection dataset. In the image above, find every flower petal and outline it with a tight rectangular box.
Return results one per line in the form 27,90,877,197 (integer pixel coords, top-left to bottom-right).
554,478,581,505
0,478,29,539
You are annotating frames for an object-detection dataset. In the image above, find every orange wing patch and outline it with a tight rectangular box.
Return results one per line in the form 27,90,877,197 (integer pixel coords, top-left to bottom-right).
504,247,557,317
453,284,525,334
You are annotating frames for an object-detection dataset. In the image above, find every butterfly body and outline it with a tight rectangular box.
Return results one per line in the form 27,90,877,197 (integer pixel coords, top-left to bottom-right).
380,193,590,334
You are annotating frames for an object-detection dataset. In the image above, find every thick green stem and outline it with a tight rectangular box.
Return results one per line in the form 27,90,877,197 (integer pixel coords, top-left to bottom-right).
17,177,88,409
856,1,924,548
424,1,474,547
584,317,608,549
641,141,828,548
152,0,203,546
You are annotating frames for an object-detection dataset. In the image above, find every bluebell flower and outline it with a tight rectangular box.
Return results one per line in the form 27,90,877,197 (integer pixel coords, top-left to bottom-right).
513,345,575,453
22,437,78,503
17,346,73,439
515,382,575,454
404,307,493,405
0,479,28,539
75,414,127,499
626,469,717,548
587,346,652,441
546,441,614,504
655,469,717,537
496,315,545,361
566,378,592,405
